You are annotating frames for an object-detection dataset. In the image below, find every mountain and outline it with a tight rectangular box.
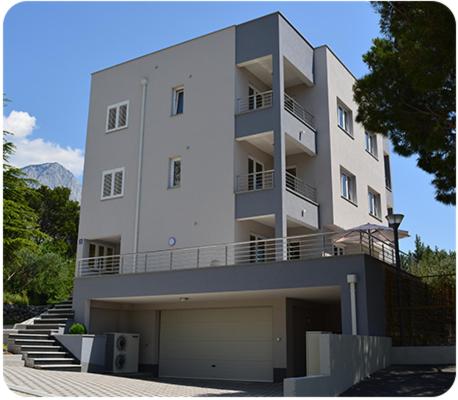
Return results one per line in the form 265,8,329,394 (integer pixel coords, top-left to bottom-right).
21,162,82,202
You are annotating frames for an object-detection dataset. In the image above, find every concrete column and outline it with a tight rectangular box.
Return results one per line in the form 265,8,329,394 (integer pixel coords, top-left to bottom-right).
347,274,358,335
272,17,287,243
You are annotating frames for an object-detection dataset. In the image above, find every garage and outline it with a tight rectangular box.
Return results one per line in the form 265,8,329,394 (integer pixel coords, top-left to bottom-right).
158,307,273,382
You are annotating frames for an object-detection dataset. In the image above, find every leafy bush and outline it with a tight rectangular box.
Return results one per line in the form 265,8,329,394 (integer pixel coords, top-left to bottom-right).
69,323,87,334
3,292,29,305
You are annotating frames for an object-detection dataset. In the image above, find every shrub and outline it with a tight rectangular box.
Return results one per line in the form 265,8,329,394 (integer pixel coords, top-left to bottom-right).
69,323,87,334
3,292,29,305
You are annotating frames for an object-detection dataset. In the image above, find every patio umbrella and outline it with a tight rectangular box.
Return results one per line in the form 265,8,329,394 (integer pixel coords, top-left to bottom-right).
334,223,409,245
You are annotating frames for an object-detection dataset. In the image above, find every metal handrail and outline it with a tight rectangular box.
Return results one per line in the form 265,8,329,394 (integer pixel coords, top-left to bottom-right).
236,169,274,193
285,172,317,203
284,92,314,128
237,90,273,114
77,231,400,277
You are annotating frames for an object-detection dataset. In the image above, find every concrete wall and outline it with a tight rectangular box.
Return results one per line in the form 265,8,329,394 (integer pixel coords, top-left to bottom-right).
284,333,392,396
392,346,456,365
78,26,237,259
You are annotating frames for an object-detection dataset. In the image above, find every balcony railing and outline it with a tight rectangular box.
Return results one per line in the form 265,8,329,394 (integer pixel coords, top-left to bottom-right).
285,172,317,203
237,90,273,114
284,92,314,129
76,231,401,277
236,170,274,193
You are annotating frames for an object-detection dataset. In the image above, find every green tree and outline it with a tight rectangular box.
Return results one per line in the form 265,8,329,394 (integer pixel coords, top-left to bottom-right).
27,186,80,257
354,2,455,205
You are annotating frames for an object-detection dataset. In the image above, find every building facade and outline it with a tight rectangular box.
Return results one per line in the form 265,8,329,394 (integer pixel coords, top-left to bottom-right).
74,13,395,382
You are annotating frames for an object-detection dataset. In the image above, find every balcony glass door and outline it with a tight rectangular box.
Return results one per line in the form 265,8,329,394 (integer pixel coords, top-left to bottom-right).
248,85,263,110
248,157,264,190
286,167,297,192
250,234,266,263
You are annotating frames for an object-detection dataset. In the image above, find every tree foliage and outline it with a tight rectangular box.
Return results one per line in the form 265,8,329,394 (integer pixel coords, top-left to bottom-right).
354,2,456,204
3,130,80,304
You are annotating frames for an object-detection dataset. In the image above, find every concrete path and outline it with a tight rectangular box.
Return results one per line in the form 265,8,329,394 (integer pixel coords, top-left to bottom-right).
3,354,283,397
341,365,456,397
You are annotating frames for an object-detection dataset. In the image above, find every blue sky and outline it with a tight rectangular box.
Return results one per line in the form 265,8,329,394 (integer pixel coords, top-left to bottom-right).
3,1,455,252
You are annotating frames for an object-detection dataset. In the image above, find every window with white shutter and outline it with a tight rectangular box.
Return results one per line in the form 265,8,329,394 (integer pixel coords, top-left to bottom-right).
106,101,129,132
101,168,125,199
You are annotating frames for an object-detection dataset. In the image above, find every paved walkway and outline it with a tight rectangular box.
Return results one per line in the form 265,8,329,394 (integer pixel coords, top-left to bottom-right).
3,354,283,397
341,365,455,397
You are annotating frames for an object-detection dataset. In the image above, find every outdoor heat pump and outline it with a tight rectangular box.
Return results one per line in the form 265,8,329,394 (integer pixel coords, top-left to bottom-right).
105,333,140,373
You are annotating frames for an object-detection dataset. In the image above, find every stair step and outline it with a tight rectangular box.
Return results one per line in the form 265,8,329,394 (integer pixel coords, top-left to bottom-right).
29,357,79,365
9,333,50,339
47,309,73,314
22,351,69,359
13,339,56,345
40,314,73,320
34,318,68,324
35,364,81,372
25,324,65,330
53,303,72,308
19,345,62,352
18,329,58,335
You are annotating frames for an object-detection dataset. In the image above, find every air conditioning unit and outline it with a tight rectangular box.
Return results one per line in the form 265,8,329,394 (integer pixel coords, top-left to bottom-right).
105,333,140,373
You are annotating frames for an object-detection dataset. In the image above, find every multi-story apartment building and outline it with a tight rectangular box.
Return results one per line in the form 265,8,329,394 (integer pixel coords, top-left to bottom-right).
73,13,395,382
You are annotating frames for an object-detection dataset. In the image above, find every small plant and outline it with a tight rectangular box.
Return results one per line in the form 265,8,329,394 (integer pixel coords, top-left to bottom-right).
69,323,87,334
3,292,29,305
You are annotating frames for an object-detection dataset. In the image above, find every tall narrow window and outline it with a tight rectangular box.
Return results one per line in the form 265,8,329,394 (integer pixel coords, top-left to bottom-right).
337,101,352,135
365,131,378,157
384,154,392,190
106,101,129,132
249,234,266,263
368,189,381,219
169,157,182,188
341,169,357,203
248,157,264,190
172,87,184,115
101,168,125,199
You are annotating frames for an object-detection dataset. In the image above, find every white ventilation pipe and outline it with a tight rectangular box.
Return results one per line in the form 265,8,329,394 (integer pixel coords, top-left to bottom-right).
347,274,358,335
133,78,148,254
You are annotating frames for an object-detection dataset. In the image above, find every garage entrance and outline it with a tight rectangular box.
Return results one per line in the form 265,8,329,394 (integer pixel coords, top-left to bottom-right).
158,307,273,382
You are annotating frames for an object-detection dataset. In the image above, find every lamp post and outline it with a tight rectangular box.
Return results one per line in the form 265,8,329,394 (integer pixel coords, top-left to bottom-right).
386,212,404,345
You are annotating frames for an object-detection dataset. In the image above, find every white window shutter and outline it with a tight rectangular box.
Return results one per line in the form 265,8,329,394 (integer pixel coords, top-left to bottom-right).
108,107,117,130
113,170,123,196
103,173,113,198
118,104,127,127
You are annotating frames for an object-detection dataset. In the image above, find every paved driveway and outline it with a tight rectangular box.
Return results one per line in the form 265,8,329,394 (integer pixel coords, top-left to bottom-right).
341,365,455,397
3,354,283,397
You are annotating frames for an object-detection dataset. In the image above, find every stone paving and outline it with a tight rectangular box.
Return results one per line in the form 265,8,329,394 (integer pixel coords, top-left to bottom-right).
3,354,283,397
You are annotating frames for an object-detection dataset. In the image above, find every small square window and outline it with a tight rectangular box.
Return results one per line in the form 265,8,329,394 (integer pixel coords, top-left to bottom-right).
106,101,129,132
169,157,182,188
172,87,184,115
101,168,125,199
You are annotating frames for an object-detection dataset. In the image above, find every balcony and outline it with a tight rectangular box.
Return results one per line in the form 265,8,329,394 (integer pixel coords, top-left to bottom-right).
76,231,398,277
285,171,317,204
235,170,274,193
237,90,273,114
284,93,314,129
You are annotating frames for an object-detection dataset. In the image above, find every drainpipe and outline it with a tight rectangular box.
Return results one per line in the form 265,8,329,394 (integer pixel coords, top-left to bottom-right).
133,78,148,256
347,274,358,335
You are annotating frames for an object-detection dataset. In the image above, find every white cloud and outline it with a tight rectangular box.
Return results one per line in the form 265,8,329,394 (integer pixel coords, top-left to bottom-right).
3,110,37,137
4,110,85,177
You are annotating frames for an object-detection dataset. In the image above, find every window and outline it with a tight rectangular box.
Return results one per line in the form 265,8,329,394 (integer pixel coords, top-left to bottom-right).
384,154,392,190
368,189,381,219
249,234,266,263
333,245,345,256
365,131,378,157
172,86,184,115
106,101,129,132
101,168,124,199
169,157,182,188
337,101,352,135
340,169,357,203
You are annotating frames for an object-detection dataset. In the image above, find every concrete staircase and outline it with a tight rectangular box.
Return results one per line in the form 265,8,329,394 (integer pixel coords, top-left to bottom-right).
7,298,82,372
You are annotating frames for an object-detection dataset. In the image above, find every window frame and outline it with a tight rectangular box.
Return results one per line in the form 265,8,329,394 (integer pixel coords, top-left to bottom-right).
172,86,184,116
368,188,382,220
365,131,378,159
337,100,353,137
105,101,129,133
168,156,182,188
340,168,357,205
101,167,125,200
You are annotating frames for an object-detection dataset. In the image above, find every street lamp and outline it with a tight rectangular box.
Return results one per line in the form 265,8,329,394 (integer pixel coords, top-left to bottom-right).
386,212,405,345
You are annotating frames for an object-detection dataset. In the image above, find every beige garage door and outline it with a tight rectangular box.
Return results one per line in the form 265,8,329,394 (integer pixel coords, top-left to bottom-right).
159,307,273,382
